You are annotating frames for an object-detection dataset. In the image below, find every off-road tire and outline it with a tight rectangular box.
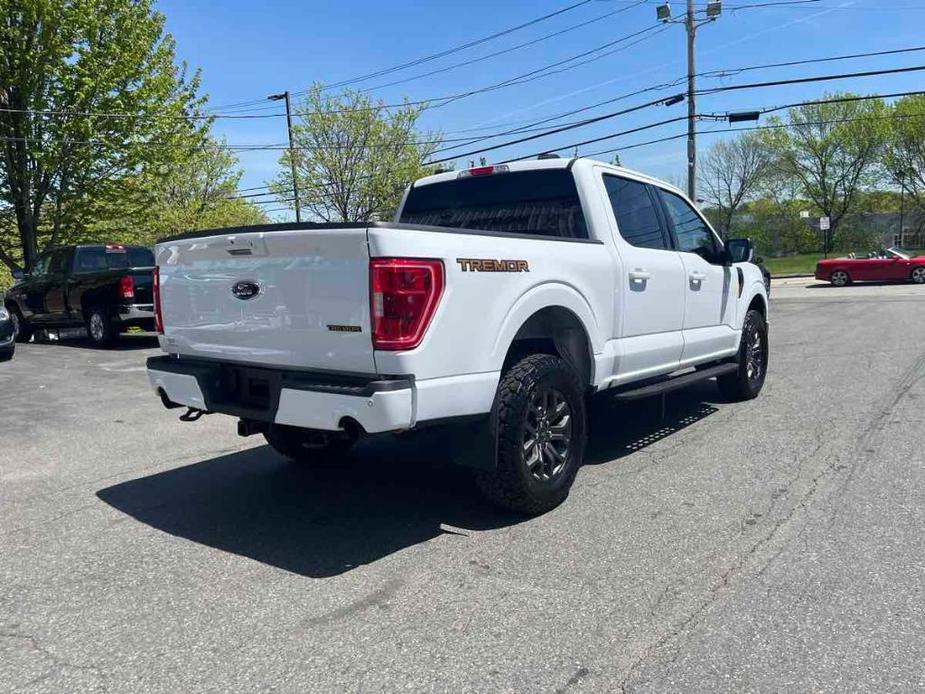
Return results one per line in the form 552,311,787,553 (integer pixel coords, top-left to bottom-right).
718,309,768,401
86,306,118,348
264,424,353,465
475,354,587,516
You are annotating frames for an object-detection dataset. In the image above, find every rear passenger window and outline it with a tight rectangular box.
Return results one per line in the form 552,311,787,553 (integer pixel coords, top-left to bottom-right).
602,175,669,250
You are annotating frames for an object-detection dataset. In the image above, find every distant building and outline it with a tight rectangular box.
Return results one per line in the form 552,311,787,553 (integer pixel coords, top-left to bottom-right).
859,212,925,249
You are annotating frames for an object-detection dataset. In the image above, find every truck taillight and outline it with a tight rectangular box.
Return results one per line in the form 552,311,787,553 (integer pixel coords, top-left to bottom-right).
370,258,444,350
153,267,163,334
119,275,135,299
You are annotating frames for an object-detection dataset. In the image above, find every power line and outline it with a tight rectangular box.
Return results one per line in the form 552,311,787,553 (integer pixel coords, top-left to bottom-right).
8,62,925,160
439,43,925,143
3,23,667,125
706,89,925,119
502,116,690,163
428,24,668,110
698,63,925,97
430,62,925,165
321,0,595,90
13,40,922,129
360,2,646,92
429,95,686,165
581,100,925,159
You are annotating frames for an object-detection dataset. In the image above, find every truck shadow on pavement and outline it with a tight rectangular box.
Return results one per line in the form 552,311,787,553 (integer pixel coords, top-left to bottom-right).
97,386,721,578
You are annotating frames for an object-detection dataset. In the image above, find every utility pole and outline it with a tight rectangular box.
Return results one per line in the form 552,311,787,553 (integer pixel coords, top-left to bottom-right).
686,0,697,201
268,91,301,222
658,1,721,201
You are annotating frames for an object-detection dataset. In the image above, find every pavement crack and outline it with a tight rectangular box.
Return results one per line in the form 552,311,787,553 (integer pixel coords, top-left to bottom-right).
1,629,105,678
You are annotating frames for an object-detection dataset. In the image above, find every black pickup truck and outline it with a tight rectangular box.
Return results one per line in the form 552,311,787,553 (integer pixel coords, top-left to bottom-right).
4,244,155,348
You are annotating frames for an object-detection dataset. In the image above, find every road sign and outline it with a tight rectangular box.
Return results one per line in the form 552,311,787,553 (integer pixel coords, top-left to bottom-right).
800,210,810,219
819,216,831,231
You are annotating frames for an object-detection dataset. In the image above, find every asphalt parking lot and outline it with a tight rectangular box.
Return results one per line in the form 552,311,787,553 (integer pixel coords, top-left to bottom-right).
2,280,924,692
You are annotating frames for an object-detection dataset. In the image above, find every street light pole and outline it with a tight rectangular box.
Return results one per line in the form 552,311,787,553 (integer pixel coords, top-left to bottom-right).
658,1,721,201
268,91,301,223
686,0,697,202
899,169,907,248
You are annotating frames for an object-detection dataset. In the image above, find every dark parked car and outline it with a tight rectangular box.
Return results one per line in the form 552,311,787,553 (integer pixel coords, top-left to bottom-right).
0,305,14,361
4,244,155,348
756,257,771,296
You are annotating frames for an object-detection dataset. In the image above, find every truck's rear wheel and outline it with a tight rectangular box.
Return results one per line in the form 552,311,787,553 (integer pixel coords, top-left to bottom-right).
263,424,353,465
475,354,586,516
717,309,768,401
86,307,118,348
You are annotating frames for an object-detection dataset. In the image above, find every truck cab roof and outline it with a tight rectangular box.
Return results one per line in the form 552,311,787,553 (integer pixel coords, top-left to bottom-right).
413,157,687,198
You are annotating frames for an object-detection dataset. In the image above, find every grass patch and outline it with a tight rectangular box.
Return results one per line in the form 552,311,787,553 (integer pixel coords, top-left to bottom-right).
761,254,820,275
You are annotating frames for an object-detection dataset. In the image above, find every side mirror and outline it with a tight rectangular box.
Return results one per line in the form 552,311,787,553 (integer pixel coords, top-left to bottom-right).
11,269,24,281
726,238,754,264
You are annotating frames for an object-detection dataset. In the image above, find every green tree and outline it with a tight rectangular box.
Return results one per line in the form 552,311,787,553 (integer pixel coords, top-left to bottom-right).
270,85,441,222
87,138,267,245
0,0,206,271
698,133,771,239
762,94,887,251
883,94,925,227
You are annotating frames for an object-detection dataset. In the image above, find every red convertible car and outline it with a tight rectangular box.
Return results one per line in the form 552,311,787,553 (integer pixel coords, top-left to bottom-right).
816,248,925,286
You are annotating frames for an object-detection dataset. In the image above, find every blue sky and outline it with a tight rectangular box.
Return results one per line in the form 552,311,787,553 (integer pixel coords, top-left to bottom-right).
158,0,925,218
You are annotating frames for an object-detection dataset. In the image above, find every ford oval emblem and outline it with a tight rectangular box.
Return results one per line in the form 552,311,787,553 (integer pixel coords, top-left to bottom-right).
232,280,260,300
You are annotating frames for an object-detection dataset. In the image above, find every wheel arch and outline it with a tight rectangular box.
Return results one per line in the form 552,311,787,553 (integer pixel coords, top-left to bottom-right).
79,289,112,316
747,291,767,319
495,289,598,388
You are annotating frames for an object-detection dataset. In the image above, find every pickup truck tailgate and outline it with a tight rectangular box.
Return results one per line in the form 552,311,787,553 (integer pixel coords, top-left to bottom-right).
155,227,375,373
130,270,154,304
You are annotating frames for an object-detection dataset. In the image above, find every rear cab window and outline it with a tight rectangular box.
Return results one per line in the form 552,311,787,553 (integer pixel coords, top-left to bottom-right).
399,168,588,239
75,246,154,271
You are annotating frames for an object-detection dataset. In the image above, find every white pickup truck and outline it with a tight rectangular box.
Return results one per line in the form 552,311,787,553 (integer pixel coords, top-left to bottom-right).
147,157,768,514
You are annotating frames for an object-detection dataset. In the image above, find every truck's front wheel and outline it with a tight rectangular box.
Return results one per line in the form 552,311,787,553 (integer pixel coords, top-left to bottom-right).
263,424,353,465
717,308,768,401
476,354,586,516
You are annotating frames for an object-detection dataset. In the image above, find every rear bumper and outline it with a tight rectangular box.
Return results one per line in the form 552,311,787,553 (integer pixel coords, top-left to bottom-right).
146,356,415,433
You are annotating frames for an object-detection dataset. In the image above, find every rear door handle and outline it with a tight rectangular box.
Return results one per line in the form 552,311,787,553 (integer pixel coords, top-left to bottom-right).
629,270,652,281
689,271,707,282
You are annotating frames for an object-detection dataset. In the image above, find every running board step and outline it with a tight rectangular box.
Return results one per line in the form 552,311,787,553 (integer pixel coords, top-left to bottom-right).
613,363,738,401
